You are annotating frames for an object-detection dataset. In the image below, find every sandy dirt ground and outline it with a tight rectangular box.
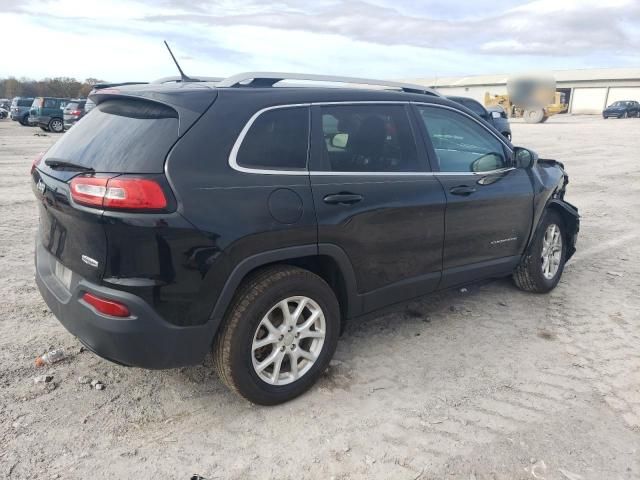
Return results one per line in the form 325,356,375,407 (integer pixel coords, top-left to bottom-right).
0,115,639,480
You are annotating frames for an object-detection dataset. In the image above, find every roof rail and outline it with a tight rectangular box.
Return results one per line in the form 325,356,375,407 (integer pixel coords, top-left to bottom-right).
216,72,441,96
151,76,224,84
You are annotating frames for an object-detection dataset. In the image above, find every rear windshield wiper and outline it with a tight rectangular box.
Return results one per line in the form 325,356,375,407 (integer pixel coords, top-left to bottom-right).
44,159,95,172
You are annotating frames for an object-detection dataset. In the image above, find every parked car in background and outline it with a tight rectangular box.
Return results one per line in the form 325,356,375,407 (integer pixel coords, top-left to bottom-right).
0,107,8,119
486,105,512,141
63,100,87,129
10,97,35,125
30,97,70,133
602,100,640,118
32,73,579,405
447,96,512,141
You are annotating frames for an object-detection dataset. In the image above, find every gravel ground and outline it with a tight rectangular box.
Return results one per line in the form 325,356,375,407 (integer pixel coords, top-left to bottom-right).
0,115,639,480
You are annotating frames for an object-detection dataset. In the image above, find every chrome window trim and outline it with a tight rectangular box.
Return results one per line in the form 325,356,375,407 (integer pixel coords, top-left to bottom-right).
228,103,311,175
228,101,515,176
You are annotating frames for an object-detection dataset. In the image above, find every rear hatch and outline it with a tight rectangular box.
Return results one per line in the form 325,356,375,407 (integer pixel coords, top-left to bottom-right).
32,83,218,282
63,102,83,120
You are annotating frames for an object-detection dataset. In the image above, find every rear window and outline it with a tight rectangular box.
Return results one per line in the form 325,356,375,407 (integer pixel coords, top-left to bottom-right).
66,102,79,110
43,99,179,173
16,98,33,107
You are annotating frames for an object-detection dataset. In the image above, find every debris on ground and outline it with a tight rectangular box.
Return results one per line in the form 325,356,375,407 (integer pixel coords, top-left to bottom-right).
35,349,65,367
460,287,468,293
33,132,49,137
33,374,53,384
78,376,92,384
498,301,508,307
90,379,105,390
559,468,584,480
606,271,623,277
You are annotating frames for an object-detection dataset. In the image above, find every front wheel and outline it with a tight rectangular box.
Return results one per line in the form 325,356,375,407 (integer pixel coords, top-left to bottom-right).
213,265,340,405
524,108,545,123
513,210,566,293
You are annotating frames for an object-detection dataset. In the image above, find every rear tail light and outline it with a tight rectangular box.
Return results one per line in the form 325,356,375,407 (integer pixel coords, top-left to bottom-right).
71,110,81,115
70,176,168,210
31,152,45,174
82,292,130,317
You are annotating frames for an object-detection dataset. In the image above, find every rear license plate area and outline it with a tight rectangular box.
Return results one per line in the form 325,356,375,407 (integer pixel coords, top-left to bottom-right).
54,260,72,290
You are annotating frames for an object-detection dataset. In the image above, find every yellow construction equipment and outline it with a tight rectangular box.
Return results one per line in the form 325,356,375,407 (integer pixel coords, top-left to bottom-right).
484,76,568,123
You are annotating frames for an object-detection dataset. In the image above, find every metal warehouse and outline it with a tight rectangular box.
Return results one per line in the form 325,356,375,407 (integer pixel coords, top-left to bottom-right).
404,68,640,114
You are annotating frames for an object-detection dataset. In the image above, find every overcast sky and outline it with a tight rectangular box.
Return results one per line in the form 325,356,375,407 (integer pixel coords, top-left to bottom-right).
1,0,639,82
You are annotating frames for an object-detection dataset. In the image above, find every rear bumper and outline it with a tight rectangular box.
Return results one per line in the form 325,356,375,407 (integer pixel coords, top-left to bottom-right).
35,241,214,369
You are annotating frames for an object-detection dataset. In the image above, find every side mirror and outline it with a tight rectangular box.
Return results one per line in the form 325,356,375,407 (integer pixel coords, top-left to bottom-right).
513,147,538,169
331,133,349,149
491,111,501,119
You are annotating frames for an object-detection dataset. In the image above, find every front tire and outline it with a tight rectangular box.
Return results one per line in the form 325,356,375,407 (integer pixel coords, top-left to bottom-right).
513,210,566,293
213,265,340,405
524,108,545,123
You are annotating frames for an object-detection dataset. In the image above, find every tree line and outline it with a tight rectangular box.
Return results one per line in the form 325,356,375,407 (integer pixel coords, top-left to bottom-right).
0,77,107,100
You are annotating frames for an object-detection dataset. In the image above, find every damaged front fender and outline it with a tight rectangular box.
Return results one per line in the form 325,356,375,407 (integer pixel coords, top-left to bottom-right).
547,199,580,260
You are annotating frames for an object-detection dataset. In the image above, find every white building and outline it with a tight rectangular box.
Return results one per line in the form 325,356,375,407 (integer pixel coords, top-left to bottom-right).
403,68,640,114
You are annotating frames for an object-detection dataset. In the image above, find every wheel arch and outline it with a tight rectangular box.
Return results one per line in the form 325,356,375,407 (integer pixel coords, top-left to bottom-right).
526,199,580,261
206,244,360,342
546,200,579,260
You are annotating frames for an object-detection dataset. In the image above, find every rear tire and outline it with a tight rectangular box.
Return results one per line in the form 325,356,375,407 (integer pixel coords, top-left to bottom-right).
49,118,64,133
20,114,29,126
513,210,566,293
213,265,340,405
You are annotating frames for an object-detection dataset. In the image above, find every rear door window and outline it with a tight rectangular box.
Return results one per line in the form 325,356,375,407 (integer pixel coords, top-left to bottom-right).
317,104,420,172
43,99,179,173
235,107,309,170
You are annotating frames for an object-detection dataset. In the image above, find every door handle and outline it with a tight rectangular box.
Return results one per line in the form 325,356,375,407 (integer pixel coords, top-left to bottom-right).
449,185,476,196
323,193,364,205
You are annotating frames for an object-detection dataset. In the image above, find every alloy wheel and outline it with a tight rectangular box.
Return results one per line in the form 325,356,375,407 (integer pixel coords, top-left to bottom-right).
50,119,64,132
541,223,562,280
251,296,326,386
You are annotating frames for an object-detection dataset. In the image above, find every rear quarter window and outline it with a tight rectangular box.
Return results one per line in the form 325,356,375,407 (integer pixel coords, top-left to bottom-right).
235,107,309,171
43,99,179,173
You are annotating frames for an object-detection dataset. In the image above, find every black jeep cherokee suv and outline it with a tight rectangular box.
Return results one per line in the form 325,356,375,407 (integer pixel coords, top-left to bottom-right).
32,73,579,405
